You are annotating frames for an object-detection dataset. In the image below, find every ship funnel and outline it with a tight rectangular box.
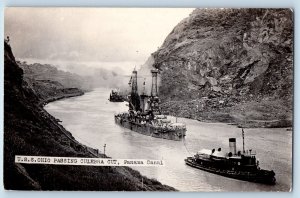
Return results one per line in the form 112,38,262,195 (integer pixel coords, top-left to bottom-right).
229,138,237,155
151,69,158,97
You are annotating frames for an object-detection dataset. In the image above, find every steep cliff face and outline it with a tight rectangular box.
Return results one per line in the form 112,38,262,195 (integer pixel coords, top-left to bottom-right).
150,8,293,127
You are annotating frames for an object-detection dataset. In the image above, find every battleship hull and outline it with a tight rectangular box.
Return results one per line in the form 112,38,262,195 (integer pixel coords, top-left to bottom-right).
115,116,186,141
109,98,124,102
185,157,276,185
109,95,124,102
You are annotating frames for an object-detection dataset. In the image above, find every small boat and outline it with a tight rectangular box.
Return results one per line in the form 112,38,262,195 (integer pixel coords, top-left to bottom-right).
109,89,125,102
185,129,276,184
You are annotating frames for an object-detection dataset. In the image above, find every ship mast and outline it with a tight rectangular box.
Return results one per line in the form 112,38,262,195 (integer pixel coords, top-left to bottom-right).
140,78,147,113
149,69,160,115
151,69,158,97
130,68,140,112
132,68,138,94
142,78,146,95
242,128,245,154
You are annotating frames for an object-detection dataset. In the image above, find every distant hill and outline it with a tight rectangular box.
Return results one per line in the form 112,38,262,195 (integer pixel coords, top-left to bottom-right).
19,61,93,90
141,9,293,128
19,61,130,94
18,62,86,105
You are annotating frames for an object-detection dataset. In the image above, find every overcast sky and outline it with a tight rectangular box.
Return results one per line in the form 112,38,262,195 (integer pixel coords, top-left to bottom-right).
5,8,193,74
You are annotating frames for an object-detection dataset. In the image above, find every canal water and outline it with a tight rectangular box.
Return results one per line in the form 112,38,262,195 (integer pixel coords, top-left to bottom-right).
45,88,292,192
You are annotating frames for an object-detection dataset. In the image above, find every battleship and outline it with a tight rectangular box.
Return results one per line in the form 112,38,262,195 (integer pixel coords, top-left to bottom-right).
109,89,125,102
185,129,276,184
114,69,186,141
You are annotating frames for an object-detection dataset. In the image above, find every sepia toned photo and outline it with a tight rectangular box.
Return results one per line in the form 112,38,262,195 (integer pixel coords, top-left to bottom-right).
4,8,293,191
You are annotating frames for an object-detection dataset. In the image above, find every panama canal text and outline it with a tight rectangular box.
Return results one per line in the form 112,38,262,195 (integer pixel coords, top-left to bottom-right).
15,155,164,167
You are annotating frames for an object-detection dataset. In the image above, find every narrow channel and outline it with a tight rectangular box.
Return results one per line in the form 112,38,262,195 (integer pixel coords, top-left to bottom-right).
45,88,292,192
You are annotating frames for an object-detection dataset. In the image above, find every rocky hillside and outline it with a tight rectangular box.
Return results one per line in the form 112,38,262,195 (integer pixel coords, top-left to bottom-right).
150,8,293,127
4,41,175,191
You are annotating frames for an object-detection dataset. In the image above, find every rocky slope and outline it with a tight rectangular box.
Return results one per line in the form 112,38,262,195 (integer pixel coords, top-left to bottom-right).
150,8,293,127
21,78,84,106
4,41,175,191
19,62,90,105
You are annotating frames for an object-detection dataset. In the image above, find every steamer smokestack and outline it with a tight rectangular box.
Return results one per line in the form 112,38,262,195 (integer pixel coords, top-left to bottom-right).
229,138,237,155
151,69,158,97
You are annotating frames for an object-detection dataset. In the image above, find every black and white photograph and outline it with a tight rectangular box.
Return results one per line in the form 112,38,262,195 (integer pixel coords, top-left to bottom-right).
4,8,293,191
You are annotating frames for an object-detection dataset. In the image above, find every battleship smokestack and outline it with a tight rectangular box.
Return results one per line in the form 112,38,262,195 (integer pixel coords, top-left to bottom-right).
229,138,237,155
151,69,158,97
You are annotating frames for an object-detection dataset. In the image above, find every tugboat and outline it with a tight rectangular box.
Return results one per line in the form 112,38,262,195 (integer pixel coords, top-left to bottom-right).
114,68,186,141
109,89,125,102
185,129,276,184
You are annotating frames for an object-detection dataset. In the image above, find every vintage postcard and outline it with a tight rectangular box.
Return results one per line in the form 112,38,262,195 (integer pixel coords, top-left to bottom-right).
4,8,293,191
